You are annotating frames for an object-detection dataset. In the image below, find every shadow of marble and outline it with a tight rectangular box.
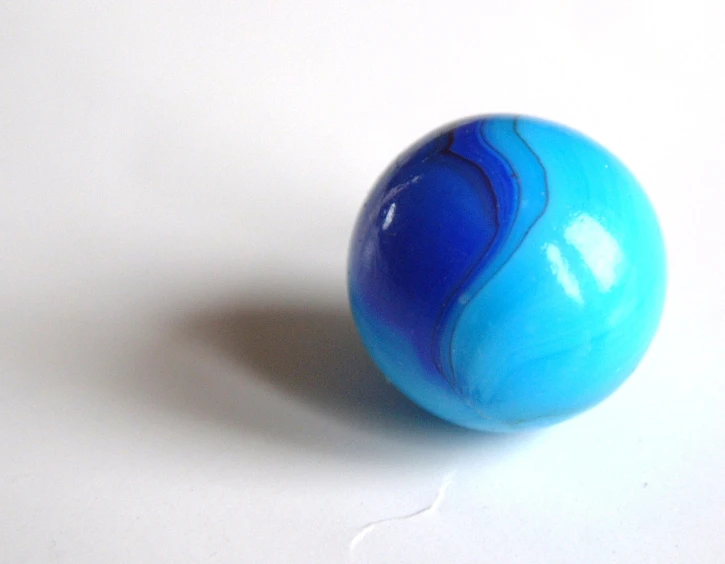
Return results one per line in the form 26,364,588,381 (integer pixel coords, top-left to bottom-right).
160,297,529,463
180,301,458,429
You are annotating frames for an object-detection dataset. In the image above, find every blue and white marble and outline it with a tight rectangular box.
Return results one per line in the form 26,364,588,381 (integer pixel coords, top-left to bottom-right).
348,115,666,431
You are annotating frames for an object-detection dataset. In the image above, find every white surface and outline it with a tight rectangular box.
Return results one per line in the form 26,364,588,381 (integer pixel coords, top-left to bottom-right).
1,1,723,562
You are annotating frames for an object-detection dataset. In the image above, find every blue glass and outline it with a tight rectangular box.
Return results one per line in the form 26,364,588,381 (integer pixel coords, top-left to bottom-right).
348,115,666,432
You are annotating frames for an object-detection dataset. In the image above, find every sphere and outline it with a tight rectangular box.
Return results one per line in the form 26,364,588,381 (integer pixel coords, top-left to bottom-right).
348,115,666,432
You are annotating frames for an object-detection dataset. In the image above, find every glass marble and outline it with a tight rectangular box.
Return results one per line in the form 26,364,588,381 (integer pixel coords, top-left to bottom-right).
348,115,666,432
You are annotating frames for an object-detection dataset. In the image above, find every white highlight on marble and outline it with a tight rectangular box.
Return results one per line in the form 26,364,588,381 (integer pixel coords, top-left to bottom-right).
565,213,623,292
544,243,583,304
382,203,396,231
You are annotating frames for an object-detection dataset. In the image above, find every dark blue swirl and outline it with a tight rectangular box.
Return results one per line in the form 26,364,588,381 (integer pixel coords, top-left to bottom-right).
348,117,548,390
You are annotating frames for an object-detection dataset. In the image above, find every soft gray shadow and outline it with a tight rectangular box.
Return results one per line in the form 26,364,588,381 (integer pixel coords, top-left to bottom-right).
171,299,531,461
183,302,451,431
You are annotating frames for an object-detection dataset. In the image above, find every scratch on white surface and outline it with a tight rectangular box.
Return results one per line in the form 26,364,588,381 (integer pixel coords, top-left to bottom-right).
349,472,455,559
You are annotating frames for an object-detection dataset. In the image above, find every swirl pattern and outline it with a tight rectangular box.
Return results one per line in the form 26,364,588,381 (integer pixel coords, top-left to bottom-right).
348,116,666,431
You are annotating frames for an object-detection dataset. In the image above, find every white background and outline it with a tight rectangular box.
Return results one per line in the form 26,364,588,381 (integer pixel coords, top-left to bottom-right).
1,1,723,562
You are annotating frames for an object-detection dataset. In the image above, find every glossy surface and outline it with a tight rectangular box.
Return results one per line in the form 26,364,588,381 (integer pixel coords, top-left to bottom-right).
348,116,666,431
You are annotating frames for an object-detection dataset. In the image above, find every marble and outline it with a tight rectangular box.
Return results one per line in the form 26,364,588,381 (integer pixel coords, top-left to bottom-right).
348,115,666,432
